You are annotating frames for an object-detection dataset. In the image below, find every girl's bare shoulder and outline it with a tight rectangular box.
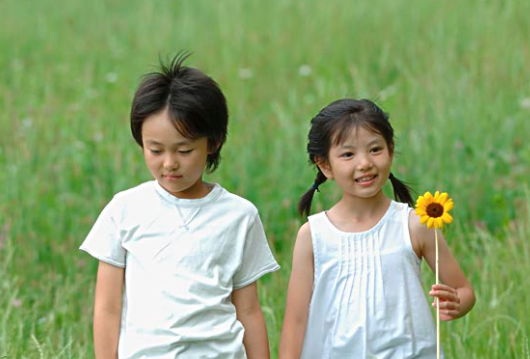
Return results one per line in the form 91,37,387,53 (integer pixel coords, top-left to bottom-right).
408,210,434,257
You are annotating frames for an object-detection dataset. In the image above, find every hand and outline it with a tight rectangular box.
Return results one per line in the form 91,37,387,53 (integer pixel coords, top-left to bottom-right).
429,284,461,321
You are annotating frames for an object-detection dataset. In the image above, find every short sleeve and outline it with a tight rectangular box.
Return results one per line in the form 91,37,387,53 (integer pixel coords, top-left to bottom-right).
232,214,280,289
80,197,126,267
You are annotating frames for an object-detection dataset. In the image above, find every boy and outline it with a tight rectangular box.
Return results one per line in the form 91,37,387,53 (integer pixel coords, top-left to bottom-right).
81,53,279,359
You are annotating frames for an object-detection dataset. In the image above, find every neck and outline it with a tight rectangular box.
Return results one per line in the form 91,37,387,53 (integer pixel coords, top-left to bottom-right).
335,191,390,220
325,192,391,233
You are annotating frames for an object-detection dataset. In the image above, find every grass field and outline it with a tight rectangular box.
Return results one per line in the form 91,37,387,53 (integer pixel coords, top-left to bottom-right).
1,0,529,357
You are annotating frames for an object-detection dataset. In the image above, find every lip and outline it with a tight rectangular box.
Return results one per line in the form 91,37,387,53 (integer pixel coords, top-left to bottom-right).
355,174,377,186
163,174,183,180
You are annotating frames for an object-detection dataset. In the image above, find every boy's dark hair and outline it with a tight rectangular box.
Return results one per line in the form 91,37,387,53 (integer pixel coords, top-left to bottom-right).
298,98,414,217
130,52,228,172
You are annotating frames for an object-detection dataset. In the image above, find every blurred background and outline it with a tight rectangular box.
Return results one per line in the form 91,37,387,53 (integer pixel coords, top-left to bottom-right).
1,0,529,357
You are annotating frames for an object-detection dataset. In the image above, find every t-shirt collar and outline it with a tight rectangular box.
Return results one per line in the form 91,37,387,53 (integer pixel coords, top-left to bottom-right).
153,180,222,207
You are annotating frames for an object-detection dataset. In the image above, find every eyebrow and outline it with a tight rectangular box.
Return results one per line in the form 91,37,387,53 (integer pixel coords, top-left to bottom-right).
339,139,384,148
143,139,193,146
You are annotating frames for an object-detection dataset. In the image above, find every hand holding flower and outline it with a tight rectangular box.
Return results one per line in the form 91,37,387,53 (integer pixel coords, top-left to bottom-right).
429,284,462,321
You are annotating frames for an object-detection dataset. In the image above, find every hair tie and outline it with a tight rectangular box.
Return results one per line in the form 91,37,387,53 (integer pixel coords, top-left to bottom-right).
311,183,321,192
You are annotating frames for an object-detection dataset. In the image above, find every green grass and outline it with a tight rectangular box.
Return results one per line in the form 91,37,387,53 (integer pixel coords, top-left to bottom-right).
1,0,529,357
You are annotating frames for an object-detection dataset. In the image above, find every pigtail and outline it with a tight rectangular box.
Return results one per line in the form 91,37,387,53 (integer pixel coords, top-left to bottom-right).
389,172,414,207
298,170,327,217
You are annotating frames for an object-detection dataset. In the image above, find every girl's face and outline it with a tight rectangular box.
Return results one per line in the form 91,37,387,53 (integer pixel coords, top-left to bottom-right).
141,108,211,199
318,126,393,201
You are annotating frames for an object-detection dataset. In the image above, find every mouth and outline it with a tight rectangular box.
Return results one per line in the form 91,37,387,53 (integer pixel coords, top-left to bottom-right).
355,175,377,183
163,174,182,180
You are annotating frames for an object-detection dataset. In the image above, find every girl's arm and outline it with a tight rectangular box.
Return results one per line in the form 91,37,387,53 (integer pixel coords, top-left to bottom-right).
279,223,314,359
232,282,270,359
410,213,476,321
93,261,124,359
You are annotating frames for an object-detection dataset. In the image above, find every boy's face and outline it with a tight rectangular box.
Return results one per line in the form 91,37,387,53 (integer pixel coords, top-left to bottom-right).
141,108,211,199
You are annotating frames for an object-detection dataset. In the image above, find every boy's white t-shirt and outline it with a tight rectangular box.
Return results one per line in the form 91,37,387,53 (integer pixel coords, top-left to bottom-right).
80,181,280,359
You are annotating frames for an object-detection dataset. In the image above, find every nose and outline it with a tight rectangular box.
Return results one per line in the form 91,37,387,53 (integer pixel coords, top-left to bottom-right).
356,154,373,171
163,153,179,171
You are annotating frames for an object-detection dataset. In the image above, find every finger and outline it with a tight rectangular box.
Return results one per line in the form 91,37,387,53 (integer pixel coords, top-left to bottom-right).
440,311,459,321
432,300,460,319
429,289,460,302
431,284,458,296
433,299,460,310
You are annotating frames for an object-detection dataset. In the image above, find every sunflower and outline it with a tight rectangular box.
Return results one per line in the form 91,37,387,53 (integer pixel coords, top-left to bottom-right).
415,191,454,229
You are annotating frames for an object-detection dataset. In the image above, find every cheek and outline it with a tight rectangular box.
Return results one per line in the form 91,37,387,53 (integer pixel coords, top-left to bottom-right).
143,153,159,168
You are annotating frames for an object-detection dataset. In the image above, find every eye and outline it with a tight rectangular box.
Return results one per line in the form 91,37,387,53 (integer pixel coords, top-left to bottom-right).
149,149,162,155
371,146,383,154
178,149,193,154
341,151,354,158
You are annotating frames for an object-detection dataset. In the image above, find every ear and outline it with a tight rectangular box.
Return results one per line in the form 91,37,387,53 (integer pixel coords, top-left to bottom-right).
315,156,333,179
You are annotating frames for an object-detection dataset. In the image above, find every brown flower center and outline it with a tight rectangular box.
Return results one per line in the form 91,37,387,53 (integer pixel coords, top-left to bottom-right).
426,203,444,218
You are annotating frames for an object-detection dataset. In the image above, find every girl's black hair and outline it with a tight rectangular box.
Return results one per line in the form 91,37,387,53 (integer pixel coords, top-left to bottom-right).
298,98,414,217
130,51,228,172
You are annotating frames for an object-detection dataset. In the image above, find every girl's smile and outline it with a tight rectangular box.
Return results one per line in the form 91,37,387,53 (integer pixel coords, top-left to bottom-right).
355,174,378,186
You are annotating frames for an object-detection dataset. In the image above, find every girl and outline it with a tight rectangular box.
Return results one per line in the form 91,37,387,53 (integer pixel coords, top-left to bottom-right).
279,99,475,358
80,53,279,359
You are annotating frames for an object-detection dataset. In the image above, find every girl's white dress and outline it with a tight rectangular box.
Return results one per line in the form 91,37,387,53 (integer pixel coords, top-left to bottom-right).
301,201,440,359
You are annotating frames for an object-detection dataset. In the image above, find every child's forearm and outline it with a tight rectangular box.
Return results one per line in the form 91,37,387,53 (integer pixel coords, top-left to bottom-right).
456,286,476,318
279,312,308,359
94,309,121,359
239,308,270,359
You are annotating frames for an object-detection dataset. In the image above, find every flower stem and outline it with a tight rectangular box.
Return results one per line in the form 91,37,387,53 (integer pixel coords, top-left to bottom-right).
435,228,440,359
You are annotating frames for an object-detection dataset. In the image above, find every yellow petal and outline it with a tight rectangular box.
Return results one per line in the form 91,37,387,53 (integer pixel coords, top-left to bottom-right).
427,217,435,229
442,213,453,224
424,192,433,200
415,208,427,216
444,199,454,212
435,217,444,229
420,215,429,225
438,192,448,205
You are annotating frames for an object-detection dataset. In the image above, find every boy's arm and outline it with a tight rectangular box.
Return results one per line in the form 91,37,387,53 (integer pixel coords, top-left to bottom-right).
93,261,125,359
279,223,314,359
410,213,476,320
232,282,270,359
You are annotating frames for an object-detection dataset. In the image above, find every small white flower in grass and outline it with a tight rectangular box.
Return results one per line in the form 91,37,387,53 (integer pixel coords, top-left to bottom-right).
298,64,312,77
8,165,18,174
74,141,86,150
12,298,21,307
238,68,253,80
378,85,397,101
93,132,104,142
519,97,530,110
85,88,98,99
105,72,118,83
22,117,33,129
12,59,24,71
